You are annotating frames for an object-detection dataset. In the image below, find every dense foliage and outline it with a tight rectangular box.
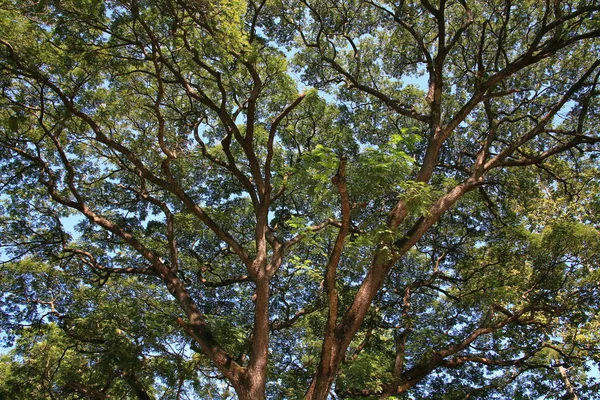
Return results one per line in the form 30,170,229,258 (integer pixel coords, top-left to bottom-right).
1,0,600,398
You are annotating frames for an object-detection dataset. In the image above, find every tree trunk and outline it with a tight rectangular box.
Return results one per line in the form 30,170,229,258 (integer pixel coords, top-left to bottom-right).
235,278,270,400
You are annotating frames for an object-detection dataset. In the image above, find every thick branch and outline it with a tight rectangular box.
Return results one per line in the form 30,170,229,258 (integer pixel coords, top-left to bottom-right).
305,156,352,399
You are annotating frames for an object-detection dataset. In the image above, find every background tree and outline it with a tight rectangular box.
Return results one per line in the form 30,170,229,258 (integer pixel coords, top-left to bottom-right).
1,0,600,398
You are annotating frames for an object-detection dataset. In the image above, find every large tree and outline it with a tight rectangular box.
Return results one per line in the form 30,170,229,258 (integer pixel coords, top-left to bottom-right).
1,0,600,398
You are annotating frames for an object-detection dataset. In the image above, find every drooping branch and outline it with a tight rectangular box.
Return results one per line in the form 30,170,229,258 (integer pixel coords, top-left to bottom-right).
485,58,600,171
265,93,306,187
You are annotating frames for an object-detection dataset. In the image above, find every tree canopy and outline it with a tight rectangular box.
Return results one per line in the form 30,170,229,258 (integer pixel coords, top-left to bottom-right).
1,0,600,398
